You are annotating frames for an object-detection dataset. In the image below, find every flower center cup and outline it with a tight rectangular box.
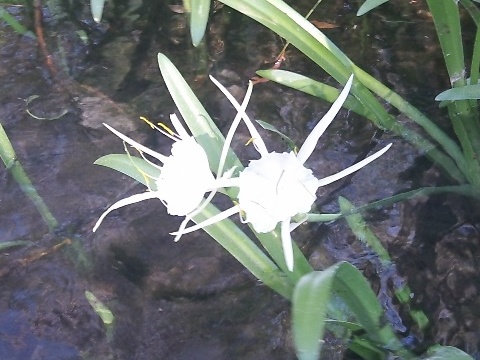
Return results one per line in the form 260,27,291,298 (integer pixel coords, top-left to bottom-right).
238,151,319,233
155,137,215,216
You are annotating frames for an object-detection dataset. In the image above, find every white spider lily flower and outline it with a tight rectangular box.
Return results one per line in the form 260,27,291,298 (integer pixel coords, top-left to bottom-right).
92,101,248,236
176,75,392,271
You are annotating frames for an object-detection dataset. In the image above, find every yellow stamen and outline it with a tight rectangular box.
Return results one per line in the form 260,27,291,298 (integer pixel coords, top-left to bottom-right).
140,116,156,129
245,137,256,146
156,122,175,136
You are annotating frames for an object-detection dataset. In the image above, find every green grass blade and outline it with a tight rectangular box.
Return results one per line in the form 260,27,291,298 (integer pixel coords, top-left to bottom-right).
460,0,480,26
427,0,480,185
256,119,298,151
293,268,336,360
255,230,313,283
426,0,465,88
338,197,390,262
332,263,407,353
85,290,114,325
189,0,211,46
306,184,480,224
459,0,480,84
470,28,480,86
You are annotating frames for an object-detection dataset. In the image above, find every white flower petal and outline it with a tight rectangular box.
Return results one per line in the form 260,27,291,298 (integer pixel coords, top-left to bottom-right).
170,205,241,239
297,74,354,164
215,77,253,178
170,113,190,140
93,192,159,232
209,76,269,157
317,143,392,187
281,220,294,271
103,123,169,163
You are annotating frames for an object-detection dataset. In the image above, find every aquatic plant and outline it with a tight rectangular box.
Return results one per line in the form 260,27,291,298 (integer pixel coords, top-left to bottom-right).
88,0,478,358
92,53,472,359
169,75,390,271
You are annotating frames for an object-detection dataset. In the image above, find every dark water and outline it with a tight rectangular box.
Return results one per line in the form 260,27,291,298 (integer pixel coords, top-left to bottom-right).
0,1,479,359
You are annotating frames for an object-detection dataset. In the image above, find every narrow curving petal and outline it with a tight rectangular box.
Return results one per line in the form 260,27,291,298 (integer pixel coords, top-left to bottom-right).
317,143,392,187
93,192,160,232
103,123,169,163
173,172,238,241
171,205,241,241
209,76,269,157
174,171,241,241
174,190,217,242
170,113,190,140
281,220,294,271
216,77,253,178
297,74,354,164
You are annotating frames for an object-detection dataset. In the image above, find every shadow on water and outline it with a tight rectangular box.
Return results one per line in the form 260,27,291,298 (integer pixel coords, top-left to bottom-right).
0,0,479,358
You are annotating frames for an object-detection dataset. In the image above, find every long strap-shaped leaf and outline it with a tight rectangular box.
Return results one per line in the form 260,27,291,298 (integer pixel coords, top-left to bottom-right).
339,196,430,332
357,0,390,16
427,0,480,186
220,0,468,183
189,0,211,47
0,123,58,231
293,262,412,360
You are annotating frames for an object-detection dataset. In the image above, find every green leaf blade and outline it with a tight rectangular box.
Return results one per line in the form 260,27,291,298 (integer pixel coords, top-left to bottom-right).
357,0,390,16
293,268,337,360
436,84,480,101
85,290,114,325
157,53,242,175
94,154,160,189
424,345,474,360
257,69,374,120
293,262,410,359
190,0,211,46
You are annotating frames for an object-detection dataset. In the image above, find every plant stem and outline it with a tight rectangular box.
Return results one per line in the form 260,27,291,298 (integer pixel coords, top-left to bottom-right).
427,0,480,186
353,66,469,183
0,123,58,231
